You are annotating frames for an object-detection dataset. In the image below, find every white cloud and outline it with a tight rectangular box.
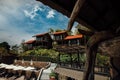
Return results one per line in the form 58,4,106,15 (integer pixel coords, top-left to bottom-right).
24,10,37,19
24,5,43,19
34,5,43,12
46,10,55,18
0,26,33,45
0,0,38,45
0,0,26,21
0,0,69,46
0,0,47,45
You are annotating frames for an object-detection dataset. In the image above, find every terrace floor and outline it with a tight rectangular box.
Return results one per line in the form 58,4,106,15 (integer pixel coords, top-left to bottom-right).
55,67,110,80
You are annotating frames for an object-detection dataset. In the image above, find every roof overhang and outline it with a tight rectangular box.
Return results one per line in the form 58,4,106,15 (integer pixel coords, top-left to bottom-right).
36,0,120,33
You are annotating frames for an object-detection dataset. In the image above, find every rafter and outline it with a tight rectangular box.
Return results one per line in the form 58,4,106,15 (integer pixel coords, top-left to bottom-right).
67,0,86,31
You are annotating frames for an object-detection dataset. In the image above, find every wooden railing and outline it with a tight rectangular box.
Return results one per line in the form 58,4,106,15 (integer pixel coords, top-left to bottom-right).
18,56,53,62
58,62,110,76
58,61,85,71
94,65,110,76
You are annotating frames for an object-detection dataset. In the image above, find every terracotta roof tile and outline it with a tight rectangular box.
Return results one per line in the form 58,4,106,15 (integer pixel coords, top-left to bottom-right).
53,31,67,35
33,32,48,37
25,40,36,44
65,34,83,40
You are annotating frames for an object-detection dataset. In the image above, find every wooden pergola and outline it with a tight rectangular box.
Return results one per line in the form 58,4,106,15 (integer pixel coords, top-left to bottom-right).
36,0,120,80
55,45,85,53
55,45,85,69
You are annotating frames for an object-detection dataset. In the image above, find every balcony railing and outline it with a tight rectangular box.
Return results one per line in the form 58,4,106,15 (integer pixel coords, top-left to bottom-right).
58,61,85,71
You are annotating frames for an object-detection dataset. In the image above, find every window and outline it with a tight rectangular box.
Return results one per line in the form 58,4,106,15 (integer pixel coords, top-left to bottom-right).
36,37,41,41
77,39,80,45
56,35,60,40
71,39,77,44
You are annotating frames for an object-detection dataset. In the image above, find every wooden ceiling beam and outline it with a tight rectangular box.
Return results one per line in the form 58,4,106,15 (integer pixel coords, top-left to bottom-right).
37,0,95,32
67,0,86,31
78,29,94,36
36,0,71,18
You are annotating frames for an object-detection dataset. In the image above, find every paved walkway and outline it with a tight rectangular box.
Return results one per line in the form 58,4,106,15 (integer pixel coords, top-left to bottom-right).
55,67,110,80
40,63,57,80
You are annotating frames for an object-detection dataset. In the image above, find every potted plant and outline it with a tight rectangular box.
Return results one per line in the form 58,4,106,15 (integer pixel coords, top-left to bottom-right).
49,71,57,80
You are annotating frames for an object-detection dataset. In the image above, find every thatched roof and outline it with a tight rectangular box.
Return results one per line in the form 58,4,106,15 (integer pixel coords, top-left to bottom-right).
37,0,120,33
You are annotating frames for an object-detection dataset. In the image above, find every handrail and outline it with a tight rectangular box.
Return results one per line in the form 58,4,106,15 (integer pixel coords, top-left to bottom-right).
37,68,44,80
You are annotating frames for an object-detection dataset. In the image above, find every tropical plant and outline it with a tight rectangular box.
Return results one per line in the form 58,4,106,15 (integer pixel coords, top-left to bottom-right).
48,28,54,33
49,70,58,79
20,48,59,61
96,53,109,66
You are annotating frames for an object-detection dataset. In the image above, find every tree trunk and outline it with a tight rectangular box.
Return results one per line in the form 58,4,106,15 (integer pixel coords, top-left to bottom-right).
110,57,120,80
83,46,97,80
98,37,120,80
83,31,114,80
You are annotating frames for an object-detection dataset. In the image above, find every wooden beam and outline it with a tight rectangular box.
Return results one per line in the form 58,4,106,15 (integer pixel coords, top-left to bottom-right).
83,31,114,80
78,29,94,36
36,0,71,18
37,0,95,31
67,0,86,31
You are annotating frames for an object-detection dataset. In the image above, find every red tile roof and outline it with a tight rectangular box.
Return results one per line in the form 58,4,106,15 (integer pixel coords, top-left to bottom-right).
53,31,67,35
65,34,83,40
33,32,48,37
25,40,36,44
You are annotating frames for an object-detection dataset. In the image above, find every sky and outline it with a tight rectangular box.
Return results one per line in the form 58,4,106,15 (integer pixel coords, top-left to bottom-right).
0,0,78,46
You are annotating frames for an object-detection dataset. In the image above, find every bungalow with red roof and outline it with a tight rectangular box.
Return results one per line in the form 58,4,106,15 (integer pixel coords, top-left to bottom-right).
53,32,86,80
33,32,53,49
64,34,85,46
52,31,68,45
52,31,85,46
24,39,36,50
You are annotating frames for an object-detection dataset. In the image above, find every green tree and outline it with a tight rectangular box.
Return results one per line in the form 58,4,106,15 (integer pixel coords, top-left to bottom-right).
0,47,8,56
48,28,54,33
96,53,109,66
20,48,59,60
0,42,10,53
55,29,63,32
21,39,27,52
11,44,18,54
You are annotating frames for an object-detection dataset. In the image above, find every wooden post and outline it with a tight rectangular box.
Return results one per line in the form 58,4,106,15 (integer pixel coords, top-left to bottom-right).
98,36,120,80
67,0,85,31
70,53,72,67
58,53,61,65
83,31,114,80
77,51,80,68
